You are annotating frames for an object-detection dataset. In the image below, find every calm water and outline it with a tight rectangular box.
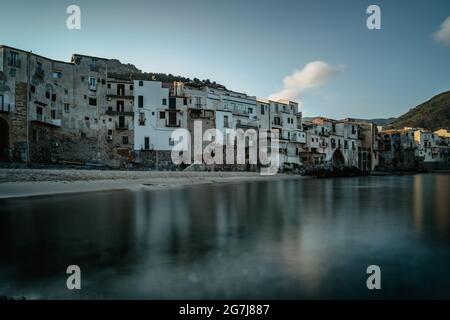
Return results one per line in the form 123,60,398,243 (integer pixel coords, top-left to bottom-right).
1,174,450,299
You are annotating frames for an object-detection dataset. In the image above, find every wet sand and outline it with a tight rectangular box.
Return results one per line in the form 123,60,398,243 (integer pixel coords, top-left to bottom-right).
0,169,306,199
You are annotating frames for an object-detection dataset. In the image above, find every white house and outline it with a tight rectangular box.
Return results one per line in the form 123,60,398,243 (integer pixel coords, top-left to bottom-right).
133,80,175,151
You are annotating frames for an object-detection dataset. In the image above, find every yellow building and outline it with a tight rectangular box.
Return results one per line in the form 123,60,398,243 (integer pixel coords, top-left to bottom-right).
434,129,450,138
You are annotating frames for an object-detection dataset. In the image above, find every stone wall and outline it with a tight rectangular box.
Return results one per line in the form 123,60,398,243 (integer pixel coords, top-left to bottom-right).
8,82,28,162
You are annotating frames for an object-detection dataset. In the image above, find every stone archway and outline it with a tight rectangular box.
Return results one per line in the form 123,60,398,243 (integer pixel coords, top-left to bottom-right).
0,117,10,162
332,148,345,167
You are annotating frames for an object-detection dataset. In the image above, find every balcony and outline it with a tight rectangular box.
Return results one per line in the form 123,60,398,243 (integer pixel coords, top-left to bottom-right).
107,94,134,100
115,123,129,130
31,114,62,127
140,144,154,151
166,120,181,128
106,110,134,116
0,103,10,113
232,109,249,116
272,120,283,127
8,57,21,68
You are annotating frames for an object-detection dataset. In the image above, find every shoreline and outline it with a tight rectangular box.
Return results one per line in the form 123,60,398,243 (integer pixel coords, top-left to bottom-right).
0,169,308,200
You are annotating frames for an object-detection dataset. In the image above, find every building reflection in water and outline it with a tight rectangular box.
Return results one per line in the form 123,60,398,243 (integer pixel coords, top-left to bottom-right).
0,174,450,299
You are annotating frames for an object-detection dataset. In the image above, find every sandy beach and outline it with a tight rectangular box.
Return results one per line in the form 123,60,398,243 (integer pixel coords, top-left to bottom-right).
0,169,306,199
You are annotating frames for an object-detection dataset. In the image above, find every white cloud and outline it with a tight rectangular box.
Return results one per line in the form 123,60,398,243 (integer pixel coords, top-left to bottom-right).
268,61,342,102
433,16,450,46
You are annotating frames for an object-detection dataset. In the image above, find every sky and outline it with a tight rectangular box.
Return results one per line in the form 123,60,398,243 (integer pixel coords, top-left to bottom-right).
1,0,449,119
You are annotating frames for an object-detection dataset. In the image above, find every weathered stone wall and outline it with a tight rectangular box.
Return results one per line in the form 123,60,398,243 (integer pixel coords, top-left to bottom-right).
9,82,28,162
134,150,177,170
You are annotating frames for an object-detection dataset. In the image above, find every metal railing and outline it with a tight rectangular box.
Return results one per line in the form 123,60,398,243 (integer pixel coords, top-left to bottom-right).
115,123,129,130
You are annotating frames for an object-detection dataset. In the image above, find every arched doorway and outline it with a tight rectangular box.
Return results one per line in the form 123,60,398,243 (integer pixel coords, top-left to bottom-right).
332,149,345,167
0,117,9,162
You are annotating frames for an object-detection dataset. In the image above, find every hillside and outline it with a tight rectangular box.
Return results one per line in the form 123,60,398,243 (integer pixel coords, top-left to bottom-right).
389,91,450,131
106,59,226,88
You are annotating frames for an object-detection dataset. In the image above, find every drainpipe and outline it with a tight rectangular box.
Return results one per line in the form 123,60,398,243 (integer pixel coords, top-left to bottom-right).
26,51,30,164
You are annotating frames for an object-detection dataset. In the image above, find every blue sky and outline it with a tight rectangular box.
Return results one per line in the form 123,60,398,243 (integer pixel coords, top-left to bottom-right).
1,0,449,119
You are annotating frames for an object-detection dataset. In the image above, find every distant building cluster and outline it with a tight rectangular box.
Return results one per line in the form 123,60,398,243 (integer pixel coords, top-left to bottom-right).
0,45,449,171
378,127,450,171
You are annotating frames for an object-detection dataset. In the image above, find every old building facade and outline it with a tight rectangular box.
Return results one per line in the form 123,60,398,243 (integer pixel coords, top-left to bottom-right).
1,45,396,172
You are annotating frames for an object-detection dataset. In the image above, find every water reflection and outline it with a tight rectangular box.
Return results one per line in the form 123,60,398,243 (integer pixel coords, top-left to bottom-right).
0,174,450,299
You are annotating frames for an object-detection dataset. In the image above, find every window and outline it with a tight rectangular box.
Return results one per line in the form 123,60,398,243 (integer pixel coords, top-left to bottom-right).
169,97,176,109
224,115,229,128
138,96,144,108
36,106,43,121
64,104,70,113
0,95,3,110
51,109,56,119
9,51,19,67
107,83,111,89
160,111,165,119
273,116,281,126
45,91,50,99
130,85,134,90
248,108,253,114
52,94,56,102
183,98,187,106
30,85,35,93
10,68,16,77
90,59,97,72
162,98,167,106
122,136,129,145
89,98,97,106
117,84,125,96
32,129,38,142
260,105,265,115
195,97,202,108
144,137,150,150
169,138,175,146
139,81,143,87
102,79,106,85
116,100,125,112
89,77,97,88
168,111,177,126
344,140,348,149
52,71,62,79
139,112,145,125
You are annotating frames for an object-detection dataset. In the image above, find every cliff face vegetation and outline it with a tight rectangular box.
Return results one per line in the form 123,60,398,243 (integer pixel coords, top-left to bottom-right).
106,59,226,88
389,91,450,131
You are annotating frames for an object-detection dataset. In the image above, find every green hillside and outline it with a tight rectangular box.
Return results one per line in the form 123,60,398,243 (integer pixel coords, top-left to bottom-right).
389,91,450,131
